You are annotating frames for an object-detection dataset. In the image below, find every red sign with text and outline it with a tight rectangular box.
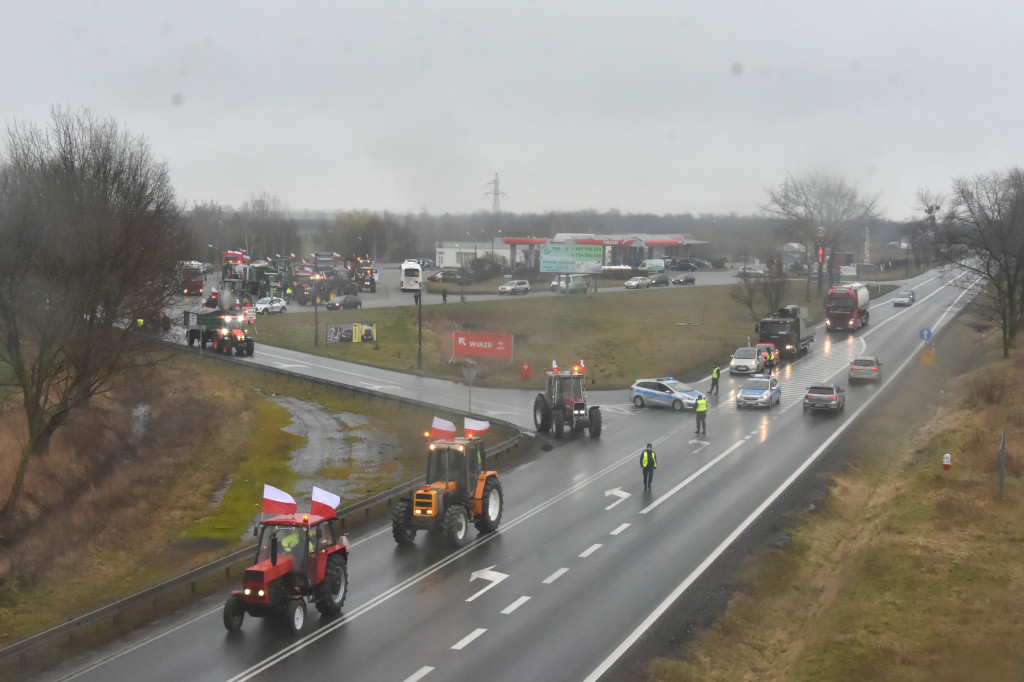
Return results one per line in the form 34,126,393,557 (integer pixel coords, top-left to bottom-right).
453,331,513,358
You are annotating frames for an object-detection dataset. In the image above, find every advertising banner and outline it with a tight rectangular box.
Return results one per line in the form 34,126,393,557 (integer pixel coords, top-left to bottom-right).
538,244,604,274
452,331,513,358
327,322,377,343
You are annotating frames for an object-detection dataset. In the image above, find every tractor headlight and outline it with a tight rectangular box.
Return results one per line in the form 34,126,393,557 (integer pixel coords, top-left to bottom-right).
243,588,251,596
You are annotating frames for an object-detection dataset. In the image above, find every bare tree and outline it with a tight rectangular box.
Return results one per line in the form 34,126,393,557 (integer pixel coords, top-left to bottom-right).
936,168,1024,358
0,107,185,524
762,172,882,297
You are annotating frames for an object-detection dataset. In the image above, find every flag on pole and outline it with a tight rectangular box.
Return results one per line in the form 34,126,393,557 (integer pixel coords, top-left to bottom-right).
464,418,490,438
552,360,558,374
262,484,297,515
311,486,340,519
431,416,457,440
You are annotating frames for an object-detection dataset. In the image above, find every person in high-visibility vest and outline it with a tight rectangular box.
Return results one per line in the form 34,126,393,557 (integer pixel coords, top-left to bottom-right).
640,443,657,490
710,362,720,396
695,394,707,435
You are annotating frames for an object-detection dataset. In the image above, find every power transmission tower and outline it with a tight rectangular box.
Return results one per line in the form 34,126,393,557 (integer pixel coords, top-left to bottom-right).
484,173,507,214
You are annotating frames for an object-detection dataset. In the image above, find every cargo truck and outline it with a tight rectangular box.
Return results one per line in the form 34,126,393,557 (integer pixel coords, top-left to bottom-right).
755,305,815,358
825,283,870,332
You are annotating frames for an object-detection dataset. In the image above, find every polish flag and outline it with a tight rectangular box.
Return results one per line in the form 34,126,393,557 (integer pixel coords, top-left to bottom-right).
552,360,558,374
431,416,457,440
262,484,297,516
311,486,340,519
464,418,490,438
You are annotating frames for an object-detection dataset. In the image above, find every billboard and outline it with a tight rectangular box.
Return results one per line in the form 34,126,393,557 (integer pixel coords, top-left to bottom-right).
452,331,513,358
327,322,377,343
539,244,604,274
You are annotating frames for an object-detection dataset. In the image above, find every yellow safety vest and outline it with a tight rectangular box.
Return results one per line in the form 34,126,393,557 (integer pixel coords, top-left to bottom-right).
712,367,720,379
696,398,707,412
641,450,657,467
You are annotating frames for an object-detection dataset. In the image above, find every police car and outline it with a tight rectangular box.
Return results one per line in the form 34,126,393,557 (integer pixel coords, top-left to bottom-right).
630,377,703,411
736,374,781,409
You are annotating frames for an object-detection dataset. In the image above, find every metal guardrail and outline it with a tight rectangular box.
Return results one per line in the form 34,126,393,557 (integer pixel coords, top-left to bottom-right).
0,344,525,670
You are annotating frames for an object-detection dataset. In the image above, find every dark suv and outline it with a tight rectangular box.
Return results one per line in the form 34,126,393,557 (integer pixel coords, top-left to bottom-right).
649,272,670,287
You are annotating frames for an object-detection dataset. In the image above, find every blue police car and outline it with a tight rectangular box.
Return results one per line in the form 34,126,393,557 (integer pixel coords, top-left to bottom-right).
736,374,781,409
630,377,703,411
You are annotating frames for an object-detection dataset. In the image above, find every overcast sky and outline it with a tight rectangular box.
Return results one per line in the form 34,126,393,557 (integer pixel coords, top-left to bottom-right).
4,1,1021,220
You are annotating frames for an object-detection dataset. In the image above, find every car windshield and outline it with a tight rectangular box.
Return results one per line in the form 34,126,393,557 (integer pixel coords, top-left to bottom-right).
807,386,834,395
896,290,912,297
852,358,876,367
734,348,757,359
744,379,770,390
256,298,271,304
664,380,694,393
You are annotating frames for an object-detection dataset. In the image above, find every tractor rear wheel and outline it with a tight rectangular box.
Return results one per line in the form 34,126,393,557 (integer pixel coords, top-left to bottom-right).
552,410,564,438
533,395,551,433
444,504,469,548
245,338,254,356
223,594,245,632
315,555,348,616
391,501,417,545
588,406,602,439
286,598,306,636
475,478,503,533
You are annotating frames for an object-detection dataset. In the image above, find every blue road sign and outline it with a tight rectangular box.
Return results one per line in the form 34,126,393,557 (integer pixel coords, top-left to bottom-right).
920,328,932,340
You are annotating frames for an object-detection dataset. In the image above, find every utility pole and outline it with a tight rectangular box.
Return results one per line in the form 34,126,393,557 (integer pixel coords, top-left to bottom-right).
484,173,508,266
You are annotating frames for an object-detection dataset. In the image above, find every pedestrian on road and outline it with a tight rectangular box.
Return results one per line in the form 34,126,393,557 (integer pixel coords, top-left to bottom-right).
695,394,707,435
442,287,448,304
710,362,720,396
640,443,657,490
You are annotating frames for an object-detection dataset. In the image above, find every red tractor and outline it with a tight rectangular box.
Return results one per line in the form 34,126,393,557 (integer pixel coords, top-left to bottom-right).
223,512,349,635
533,362,603,439
392,435,503,548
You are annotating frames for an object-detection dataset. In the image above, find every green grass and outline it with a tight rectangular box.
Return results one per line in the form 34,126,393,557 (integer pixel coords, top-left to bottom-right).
253,284,840,389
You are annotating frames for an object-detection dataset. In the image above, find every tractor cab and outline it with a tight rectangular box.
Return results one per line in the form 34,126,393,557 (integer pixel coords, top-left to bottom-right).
424,437,485,501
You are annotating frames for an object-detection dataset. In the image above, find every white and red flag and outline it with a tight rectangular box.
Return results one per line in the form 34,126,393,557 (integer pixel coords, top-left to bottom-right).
464,418,490,438
311,486,340,519
262,484,297,515
431,416,457,440
552,360,558,373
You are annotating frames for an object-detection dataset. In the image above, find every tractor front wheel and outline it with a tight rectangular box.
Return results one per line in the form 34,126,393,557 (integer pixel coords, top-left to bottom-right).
245,338,254,356
533,395,551,433
475,478,503,533
286,598,306,636
552,410,564,438
392,501,417,545
588,406,603,439
444,504,469,548
223,594,245,632
315,555,348,616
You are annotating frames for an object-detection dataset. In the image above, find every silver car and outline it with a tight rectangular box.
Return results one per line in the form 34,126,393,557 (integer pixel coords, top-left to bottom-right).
893,289,915,306
624,276,651,289
254,297,286,314
849,356,883,382
498,279,530,295
729,346,766,374
630,377,702,411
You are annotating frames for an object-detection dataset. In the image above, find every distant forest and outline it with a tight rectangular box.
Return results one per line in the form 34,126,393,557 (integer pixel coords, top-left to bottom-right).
184,200,908,268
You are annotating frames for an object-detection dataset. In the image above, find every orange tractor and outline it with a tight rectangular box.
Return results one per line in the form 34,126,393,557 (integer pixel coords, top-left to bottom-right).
533,361,603,438
223,511,349,635
392,435,503,548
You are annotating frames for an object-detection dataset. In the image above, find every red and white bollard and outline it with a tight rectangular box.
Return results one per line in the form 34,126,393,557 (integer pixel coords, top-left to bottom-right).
942,453,951,470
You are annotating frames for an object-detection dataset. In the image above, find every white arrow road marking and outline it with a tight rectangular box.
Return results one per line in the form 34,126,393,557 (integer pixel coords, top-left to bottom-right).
604,487,630,510
689,438,710,453
451,628,487,650
466,565,509,602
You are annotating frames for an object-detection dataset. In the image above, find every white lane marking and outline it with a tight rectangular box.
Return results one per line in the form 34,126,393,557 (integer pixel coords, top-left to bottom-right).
640,439,747,514
466,565,509,602
610,523,631,535
579,544,602,558
403,666,434,682
604,487,630,510
451,628,487,650
543,568,569,584
502,596,531,614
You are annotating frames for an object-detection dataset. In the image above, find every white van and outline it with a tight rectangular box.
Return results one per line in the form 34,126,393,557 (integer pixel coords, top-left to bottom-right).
639,259,666,273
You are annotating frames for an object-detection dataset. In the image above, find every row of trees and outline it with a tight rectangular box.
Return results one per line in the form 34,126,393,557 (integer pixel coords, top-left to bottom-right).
1,106,1022,530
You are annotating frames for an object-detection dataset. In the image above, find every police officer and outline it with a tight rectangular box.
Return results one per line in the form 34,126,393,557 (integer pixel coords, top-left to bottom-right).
695,394,707,435
710,362,720,396
640,443,657,490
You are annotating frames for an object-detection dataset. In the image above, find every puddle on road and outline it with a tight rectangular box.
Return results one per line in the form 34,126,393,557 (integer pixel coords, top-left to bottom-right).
268,395,402,502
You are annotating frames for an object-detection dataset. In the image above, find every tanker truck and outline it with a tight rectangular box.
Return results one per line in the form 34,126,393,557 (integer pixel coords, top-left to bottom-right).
824,283,870,332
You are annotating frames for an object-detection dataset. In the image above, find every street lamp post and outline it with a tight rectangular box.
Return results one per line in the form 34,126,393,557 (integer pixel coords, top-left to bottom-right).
312,273,324,347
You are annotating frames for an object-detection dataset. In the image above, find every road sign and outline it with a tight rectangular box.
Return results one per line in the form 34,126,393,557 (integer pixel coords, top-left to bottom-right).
452,331,513,358
920,328,932,340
